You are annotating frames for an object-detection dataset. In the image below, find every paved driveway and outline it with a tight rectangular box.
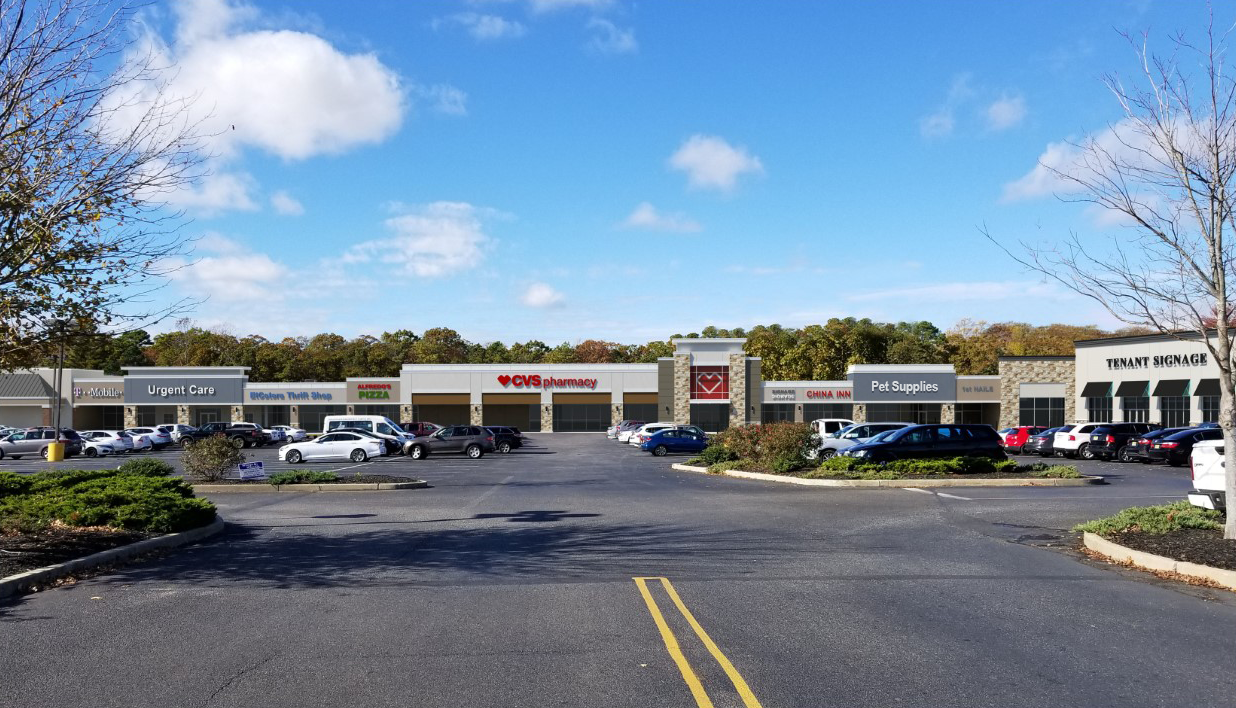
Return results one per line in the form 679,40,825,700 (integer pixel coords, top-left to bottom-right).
3,434,1233,707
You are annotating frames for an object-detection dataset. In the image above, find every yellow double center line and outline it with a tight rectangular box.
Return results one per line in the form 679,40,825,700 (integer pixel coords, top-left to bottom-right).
633,576,763,708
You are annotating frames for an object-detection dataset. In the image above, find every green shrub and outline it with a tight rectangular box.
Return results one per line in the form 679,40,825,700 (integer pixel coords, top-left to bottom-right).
707,459,751,475
770,454,809,475
268,470,340,485
0,473,215,534
697,444,738,466
818,456,864,472
712,423,814,470
182,434,245,482
115,457,175,477
0,471,32,497
1028,465,1081,478
1074,501,1223,535
808,455,1080,480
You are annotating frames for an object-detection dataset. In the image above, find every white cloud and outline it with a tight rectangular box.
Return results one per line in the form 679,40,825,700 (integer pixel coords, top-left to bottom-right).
169,233,289,303
668,134,764,192
986,95,1026,131
435,13,527,40
164,171,259,215
343,201,496,277
918,74,973,139
520,282,565,308
270,190,304,216
1001,118,1155,202
417,84,469,116
620,202,701,233
528,0,614,12
586,18,637,54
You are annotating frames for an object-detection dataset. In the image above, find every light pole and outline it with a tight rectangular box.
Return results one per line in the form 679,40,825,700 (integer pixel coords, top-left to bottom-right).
47,319,70,461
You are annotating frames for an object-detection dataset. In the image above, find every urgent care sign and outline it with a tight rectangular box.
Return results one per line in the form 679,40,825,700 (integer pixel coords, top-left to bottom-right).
496,374,598,390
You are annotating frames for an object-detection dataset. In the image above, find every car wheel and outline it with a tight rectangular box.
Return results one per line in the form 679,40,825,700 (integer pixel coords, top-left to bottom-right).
350,449,367,463
11,456,20,460
498,441,512,454
230,436,245,449
1118,446,1135,463
466,444,483,459
85,447,97,458
287,450,302,464
820,449,836,460
653,445,668,457
409,445,426,460
0,449,5,459
1078,443,1093,460
40,447,48,459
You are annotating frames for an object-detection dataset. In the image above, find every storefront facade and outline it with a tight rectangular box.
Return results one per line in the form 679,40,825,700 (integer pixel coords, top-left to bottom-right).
1073,332,1220,427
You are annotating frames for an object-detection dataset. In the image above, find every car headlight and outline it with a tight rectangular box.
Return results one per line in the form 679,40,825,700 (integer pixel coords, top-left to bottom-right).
852,450,869,458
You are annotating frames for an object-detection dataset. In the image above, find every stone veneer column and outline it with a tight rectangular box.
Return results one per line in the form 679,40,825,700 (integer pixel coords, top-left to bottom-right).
470,404,483,426
123,406,138,428
540,403,554,432
997,359,1077,429
230,405,244,422
289,406,299,428
673,354,691,425
346,404,356,415
728,353,746,428
851,404,866,424
611,403,624,426
176,405,191,425
940,404,955,424
400,404,413,422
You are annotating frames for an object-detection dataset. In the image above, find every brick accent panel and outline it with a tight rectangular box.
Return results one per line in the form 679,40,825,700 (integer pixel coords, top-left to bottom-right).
728,353,746,428
941,404,955,424
998,358,1076,429
673,355,690,424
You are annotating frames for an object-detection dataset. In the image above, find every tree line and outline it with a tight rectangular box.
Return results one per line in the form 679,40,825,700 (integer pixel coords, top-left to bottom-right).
49,319,1145,382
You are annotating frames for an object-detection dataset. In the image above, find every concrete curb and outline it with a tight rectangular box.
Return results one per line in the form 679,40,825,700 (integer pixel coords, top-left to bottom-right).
670,463,1103,487
0,516,225,600
1083,532,1236,591
192,480,428,493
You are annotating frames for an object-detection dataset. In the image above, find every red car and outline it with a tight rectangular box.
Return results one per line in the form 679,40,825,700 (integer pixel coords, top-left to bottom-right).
1003,426,1048,454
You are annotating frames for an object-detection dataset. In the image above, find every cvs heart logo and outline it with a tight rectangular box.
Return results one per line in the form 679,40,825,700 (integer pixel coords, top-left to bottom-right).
696,372,723,393
497,375,512,386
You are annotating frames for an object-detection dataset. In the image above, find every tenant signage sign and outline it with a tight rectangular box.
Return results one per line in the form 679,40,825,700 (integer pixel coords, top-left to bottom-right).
1106,353,1208,370
496,374,598,390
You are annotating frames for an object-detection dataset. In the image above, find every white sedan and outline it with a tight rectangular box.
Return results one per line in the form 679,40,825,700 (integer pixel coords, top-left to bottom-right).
80,430,135,453
279,431,382,464
271,425,308,442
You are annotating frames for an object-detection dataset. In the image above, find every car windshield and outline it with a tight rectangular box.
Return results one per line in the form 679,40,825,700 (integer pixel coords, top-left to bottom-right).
831,424,859,439
867,429,898,444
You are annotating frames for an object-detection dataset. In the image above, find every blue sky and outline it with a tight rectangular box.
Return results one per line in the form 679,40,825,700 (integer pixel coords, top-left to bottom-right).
132,0,1199,343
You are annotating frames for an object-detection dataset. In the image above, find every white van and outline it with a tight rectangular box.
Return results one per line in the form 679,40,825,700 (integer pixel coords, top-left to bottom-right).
322,415,411,455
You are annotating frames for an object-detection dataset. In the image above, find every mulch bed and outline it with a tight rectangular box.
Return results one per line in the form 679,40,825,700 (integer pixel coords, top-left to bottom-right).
201,474,419,485
1,526,148,578
797,472,1083,480
1107,529,1236,572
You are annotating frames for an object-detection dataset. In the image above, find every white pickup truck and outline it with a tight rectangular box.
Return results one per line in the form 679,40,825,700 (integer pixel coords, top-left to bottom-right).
1188,440,1227,510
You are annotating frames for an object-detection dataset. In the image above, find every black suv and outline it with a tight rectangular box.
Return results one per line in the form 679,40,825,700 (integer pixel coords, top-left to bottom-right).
842,424,1004,462
484,426,527,454
405,425,496,459
184,422,266,449
1087,422,1161,462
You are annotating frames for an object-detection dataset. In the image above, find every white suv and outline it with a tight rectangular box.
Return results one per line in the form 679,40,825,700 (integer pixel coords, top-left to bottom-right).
1054,423,1107,459
1188,440,1227,510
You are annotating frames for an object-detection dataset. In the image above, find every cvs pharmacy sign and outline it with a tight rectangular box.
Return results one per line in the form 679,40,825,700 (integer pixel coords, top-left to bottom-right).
497,374,598,390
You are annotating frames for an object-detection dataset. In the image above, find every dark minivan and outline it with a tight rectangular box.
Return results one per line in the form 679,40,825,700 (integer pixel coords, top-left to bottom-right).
842,424,1005,462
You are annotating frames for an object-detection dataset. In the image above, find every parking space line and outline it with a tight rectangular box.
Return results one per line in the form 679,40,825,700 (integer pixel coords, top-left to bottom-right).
934,492,972,501
903,487,933,495
633,576,763,708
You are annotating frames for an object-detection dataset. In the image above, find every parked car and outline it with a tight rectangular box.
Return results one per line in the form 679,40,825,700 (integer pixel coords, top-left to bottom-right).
328,427,394,455
616,421,647,443
1188,439,1227,510
323,415,411,454
814,422,911,459
1146,427,1223,467
1002,426,1049,454
0,428,82,459
841,424,1005,462
271,425,308,442
401,421,442,438
630,423,677,447
641,428,709,456
262,426,287,446
1086,422,1162,462
404,425,495,459
1053,423,1108,459
810,418,855,436
1124,427,1191,463
608,420,643,439
279,431,383,464
126,430,154,452
157,423,197,443
183,421,266,448
126,427,173,450
1022,427,1063,457
79,436,114,457
79,430,135,454
485,426,528,453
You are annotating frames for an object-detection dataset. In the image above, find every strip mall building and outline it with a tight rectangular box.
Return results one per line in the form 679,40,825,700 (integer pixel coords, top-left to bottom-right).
0,334,1227,433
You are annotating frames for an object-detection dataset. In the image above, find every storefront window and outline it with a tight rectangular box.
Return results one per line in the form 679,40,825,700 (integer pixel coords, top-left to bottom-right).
761,404,794,423
1159,396,1190,427
865,403,941,424
623,403,658,423
552,403,608,432
1121,396,1149,423
1019,397,1064,427
690,403,730,432
802,403,853,421
1086,397,1112,423
1201,395,1220,424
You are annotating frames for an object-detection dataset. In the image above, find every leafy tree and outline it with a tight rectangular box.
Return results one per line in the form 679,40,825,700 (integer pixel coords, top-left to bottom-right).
544,342,578,363
410,327,468,364
509,340,550,363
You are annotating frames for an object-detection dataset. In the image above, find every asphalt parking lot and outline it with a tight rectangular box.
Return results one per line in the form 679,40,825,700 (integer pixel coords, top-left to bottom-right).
3,434,1232,708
